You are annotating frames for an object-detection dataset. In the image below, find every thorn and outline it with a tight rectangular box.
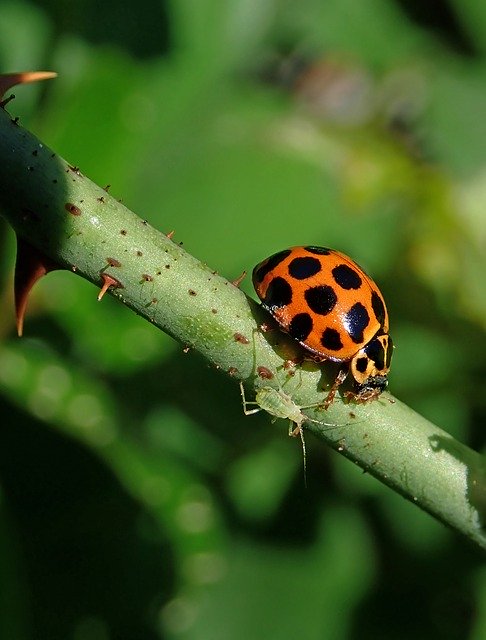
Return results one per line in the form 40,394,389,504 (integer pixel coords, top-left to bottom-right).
14,237,63,337
232,270,247,288
166,230,175,240
0,71,57,100
0,94,15,108
97,274,122,301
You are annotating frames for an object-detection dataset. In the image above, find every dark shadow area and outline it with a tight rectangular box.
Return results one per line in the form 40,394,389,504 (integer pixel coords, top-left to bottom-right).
349,497,478,640
0,398,175,640
393,0,477,56
32,0,171,59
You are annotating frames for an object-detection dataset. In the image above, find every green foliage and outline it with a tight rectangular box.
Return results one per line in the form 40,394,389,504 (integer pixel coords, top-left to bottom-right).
0,0,485,638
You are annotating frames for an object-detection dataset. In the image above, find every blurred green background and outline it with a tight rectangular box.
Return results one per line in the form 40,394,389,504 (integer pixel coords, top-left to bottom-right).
1,0,486,638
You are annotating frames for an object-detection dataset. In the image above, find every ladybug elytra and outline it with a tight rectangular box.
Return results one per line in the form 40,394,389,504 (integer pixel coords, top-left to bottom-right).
252,246,393,407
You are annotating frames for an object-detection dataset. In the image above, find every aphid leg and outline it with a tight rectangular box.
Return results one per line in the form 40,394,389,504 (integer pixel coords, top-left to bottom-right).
323,368,348,409
239,381,261,416
289,422,307,488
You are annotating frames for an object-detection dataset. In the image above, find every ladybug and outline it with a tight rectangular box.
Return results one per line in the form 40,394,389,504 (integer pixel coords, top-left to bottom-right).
252,246,393,407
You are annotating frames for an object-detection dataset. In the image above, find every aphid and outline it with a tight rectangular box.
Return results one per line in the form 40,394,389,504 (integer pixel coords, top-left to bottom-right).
240,382,338,481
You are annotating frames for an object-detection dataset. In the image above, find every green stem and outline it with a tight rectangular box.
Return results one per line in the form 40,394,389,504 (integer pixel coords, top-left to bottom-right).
0,104,485,550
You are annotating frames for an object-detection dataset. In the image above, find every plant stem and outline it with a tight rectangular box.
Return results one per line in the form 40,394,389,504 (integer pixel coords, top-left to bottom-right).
0,103,485,551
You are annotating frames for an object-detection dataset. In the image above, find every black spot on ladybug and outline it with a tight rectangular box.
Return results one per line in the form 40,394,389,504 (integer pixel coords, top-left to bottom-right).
332,264,362,290
263,276,292,309
304,285,337,315
356,356,369,373
345,302,370,344
253,249,292,283
321,328,343,351
364,338,385,371
371,290,386,325
304,246,332,255
289,313,313,342
288,256,321,280
385,336,393,367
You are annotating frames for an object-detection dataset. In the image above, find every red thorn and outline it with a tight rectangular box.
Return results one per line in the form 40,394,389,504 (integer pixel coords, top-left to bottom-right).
166,230,175,240
0,71,57,100
98,274,122,301
15,237,63,337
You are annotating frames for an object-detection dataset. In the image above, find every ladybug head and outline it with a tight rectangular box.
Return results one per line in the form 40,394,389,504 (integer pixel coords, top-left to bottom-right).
350,332,393,393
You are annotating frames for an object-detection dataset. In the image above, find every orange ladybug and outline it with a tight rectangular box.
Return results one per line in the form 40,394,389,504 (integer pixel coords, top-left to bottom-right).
253,246,393,406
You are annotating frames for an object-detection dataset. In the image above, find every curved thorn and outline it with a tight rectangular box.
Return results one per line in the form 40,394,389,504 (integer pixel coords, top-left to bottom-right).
0,71,57,100
15,237,62,337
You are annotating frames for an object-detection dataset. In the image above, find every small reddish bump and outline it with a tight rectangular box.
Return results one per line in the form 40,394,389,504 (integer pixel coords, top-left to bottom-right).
259,321,274,333
228,367,238,376
234,332,249,345
232,270,247,288
106,257,121,268
166,230,175,239
65,202,81,216
98,274,123,301
257,366,274,380
188,289,197,296
282,359,299,371
141,274,153,282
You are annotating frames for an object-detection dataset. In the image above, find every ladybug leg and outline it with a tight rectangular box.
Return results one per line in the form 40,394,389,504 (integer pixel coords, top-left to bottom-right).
323,368,348,409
